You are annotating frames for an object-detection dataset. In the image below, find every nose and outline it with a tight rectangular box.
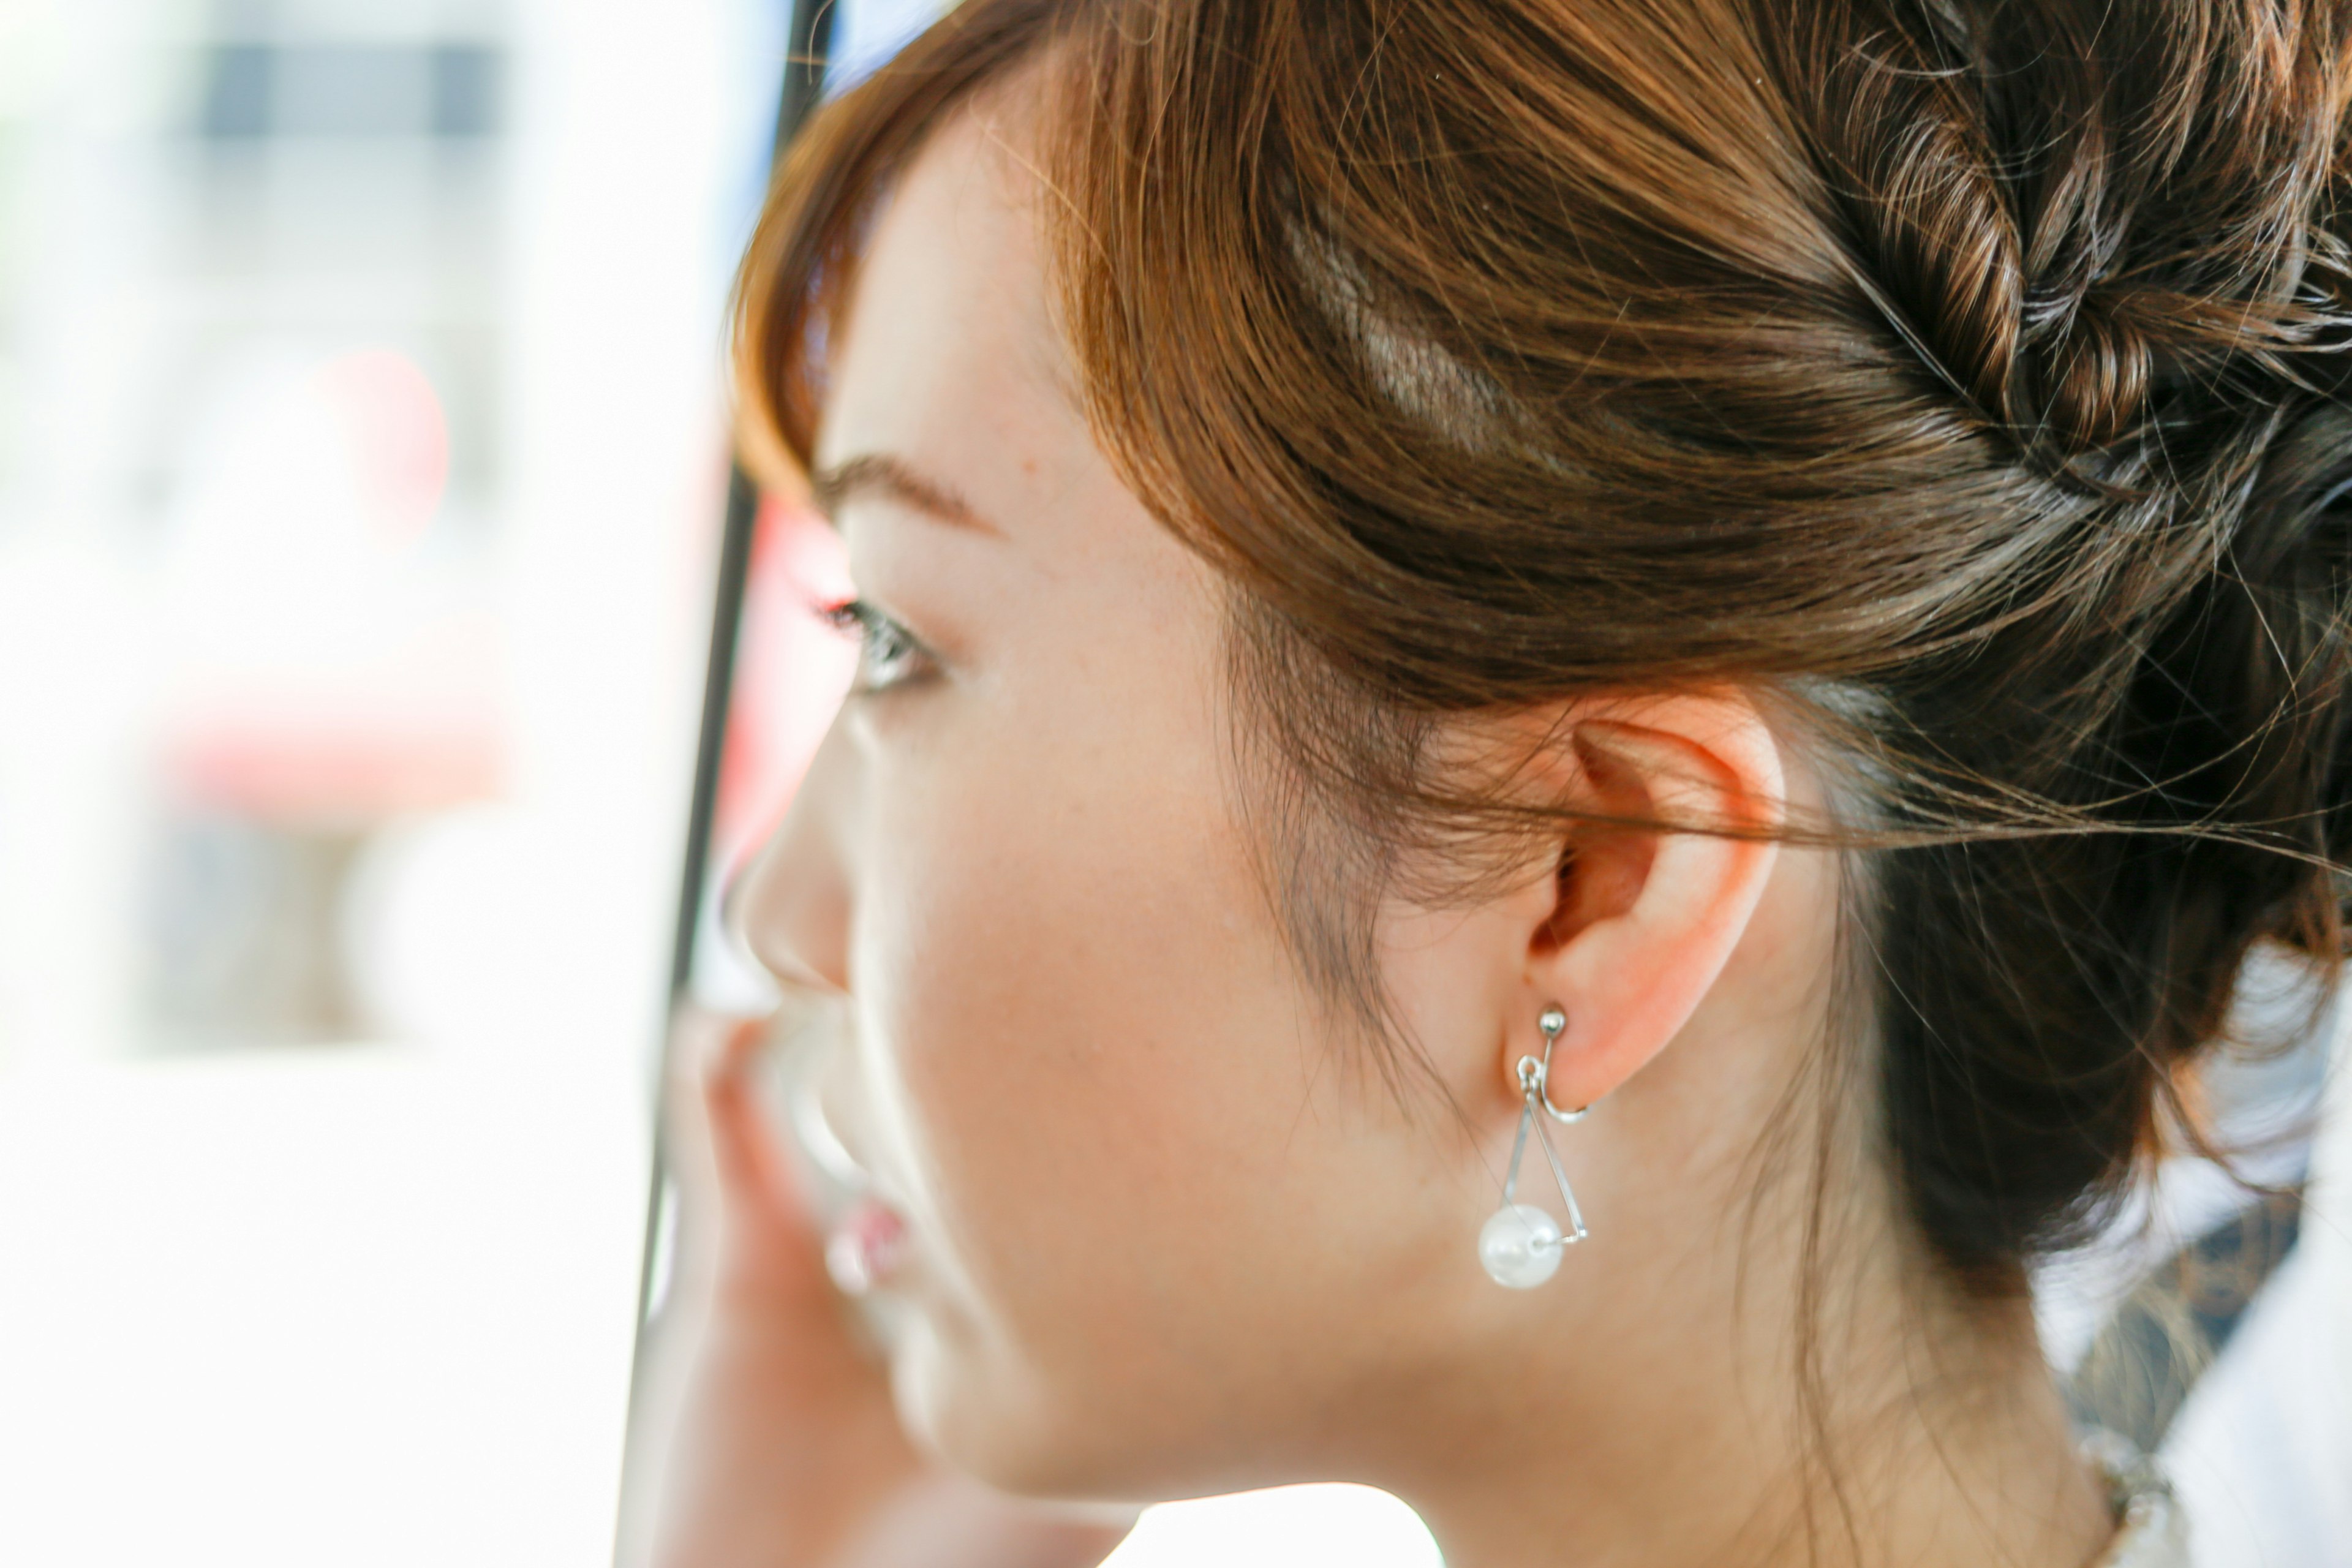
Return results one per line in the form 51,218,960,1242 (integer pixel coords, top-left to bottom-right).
729,722,856,996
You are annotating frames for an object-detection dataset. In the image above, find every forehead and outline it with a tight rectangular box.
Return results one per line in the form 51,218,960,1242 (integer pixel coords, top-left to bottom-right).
813,104,1075,479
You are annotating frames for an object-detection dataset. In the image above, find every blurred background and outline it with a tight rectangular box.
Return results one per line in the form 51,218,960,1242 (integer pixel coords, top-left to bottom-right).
0,1,2339,1565
0,0,782,1559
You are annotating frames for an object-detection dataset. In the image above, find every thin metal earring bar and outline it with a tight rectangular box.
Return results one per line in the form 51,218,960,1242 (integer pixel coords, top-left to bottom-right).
1502,1095,1535,1205
1532,1106,1589,1243
1498,1006,1591,1243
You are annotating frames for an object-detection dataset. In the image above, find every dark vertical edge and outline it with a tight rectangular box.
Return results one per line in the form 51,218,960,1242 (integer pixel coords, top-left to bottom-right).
663,463,763,1005
663,0,837,1020
775,0,838,161
613,6,832,1561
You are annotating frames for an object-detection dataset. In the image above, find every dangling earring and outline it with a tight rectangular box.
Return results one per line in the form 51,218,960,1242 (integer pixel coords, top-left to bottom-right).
1478,1005,1590,1288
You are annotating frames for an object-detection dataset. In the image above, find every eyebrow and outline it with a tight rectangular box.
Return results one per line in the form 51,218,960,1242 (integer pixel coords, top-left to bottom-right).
809,453,1005,538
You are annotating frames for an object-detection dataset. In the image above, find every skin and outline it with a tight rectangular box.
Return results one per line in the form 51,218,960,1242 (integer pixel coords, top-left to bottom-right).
648,102,2119,1568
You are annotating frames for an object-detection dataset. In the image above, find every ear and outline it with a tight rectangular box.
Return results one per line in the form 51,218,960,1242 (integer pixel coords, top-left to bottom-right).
1510,692,1784,1110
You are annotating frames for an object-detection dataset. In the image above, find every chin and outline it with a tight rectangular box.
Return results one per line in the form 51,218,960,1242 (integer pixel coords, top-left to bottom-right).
886,1311,1193,1504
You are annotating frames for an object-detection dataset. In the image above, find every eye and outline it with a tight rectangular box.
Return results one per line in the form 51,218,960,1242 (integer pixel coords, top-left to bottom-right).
820,597,937,695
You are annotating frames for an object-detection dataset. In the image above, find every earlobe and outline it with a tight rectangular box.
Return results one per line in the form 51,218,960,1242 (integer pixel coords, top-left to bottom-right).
1522,695,1784,1110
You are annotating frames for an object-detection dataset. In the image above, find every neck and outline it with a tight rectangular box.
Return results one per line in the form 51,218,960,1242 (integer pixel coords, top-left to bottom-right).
1378,1213,2115,1568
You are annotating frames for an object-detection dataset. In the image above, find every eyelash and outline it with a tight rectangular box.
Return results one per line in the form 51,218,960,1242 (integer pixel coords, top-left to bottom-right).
820,597,935,695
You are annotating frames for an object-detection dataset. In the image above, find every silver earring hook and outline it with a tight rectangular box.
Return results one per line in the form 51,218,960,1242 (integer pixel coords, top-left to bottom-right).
1517,1005,1589,1125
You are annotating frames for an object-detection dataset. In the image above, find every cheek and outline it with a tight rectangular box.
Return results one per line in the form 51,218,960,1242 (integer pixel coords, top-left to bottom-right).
845,679,1326,1455
866,701,1257,1248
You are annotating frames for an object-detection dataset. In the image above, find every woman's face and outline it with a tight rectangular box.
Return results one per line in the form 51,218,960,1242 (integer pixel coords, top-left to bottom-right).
732,110,1525,1496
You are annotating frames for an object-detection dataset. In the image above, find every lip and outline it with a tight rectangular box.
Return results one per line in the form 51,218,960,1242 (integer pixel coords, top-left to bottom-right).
824,1193,911,1296
786,1056,871,1191
779,1010,914,1296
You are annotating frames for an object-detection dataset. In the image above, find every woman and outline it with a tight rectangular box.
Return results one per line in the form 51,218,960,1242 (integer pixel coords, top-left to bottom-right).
644,0,2352,1562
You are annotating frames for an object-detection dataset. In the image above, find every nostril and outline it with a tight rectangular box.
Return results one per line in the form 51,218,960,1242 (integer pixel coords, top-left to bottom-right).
739,892,853,995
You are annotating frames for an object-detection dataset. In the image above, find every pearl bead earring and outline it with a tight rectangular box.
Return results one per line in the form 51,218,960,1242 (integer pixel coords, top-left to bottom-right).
1477,1005,1590,1288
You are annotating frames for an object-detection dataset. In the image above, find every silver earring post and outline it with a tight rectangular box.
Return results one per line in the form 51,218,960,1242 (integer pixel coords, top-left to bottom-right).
1478,1005,1591,1288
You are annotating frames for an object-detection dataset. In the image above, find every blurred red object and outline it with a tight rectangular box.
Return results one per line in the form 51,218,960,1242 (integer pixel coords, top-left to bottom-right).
708,492,856,878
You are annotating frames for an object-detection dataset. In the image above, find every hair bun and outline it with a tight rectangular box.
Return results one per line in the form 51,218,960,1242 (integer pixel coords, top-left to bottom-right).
2029,289,2153,452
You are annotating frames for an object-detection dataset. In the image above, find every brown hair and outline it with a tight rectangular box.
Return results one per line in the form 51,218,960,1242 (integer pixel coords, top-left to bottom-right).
736,0,2352,1295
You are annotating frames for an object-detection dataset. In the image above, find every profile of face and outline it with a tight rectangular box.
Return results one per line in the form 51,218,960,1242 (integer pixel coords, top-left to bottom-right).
733,104,1831,1506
